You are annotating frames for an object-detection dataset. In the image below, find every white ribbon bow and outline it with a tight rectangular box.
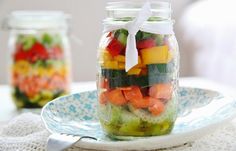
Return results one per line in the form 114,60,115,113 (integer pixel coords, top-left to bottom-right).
103,1,174,72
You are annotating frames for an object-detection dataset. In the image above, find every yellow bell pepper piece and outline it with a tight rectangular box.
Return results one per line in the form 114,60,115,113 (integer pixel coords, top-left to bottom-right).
13,60,31,75
114,55,125,62
99,49,113,62
118,62,125,69
127,68,142,75
141,46,172,65
103,61,119,69
134,56,146,68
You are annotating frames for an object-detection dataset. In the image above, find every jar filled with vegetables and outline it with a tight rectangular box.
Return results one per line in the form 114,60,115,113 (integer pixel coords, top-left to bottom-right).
97,1,179,138
5,11,71,108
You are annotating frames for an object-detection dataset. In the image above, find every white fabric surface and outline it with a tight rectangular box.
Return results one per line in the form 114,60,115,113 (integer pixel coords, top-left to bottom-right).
0,113,49,151
0,113,236,151
178,0,236,87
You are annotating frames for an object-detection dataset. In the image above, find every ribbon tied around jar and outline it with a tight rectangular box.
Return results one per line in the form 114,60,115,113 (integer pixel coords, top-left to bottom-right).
103,1,174,72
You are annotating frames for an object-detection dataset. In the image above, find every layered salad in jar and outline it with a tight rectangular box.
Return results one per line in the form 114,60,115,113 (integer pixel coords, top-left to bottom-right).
97,29,179,137
11,33,70,108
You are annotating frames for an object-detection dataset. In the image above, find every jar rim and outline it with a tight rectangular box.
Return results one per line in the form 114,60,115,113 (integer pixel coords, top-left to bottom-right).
3,11,70,30
106,1,171,19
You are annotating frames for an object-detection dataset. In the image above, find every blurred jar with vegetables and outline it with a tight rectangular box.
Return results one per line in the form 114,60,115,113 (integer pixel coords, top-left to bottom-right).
3,11,71,108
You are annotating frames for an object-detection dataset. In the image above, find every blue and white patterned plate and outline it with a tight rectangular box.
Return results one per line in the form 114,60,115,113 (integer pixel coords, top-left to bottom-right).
41,87,236,150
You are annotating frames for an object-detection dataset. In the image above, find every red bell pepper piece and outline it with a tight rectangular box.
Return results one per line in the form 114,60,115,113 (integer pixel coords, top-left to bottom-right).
137,38,156,49
106,38,125,57
28,42,49,62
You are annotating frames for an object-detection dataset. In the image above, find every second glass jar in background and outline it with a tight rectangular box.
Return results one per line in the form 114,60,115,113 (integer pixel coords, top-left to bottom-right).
97,1,179,138
5,11,71,108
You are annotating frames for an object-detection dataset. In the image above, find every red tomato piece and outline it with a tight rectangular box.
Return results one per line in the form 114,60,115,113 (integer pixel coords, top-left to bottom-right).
137,38,156,49
50,46,63,59
13,44,28,61
106,38,125,57
28,42,49,62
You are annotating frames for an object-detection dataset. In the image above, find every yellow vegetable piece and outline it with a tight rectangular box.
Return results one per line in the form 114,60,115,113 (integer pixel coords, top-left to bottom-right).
13,60,31,75
128,68,142,75
114,55,125,62
103,61,119,69
141,46,172,64
134,56,145,68
99,49,113,62
118,62,125,69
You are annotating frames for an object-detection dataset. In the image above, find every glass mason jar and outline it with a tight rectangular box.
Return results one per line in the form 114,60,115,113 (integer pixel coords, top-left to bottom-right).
97,1,179,138
5,11,71,108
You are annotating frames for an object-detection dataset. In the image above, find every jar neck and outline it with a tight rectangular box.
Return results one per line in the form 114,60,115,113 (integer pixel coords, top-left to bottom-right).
106,1,172,22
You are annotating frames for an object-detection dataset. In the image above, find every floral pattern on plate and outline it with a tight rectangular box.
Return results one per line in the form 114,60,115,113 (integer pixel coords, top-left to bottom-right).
41,87,236,150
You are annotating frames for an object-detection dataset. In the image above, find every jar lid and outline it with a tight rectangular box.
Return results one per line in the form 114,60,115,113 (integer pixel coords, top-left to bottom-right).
106,0,171,20
3,11,70,30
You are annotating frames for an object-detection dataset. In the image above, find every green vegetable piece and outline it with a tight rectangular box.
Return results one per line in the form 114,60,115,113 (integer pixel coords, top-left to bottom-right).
42,33,53,46
110,104,122,125
21,35,36,51
114,29,128,46
29,94,41,103
147,63,174,75
41,90,54,99
33,60,45,67
119,110,141,135
136,31,156,42
142,32,155,40
155,34,165,46
135,31,143,41
117,32,127,46
101,69,127,78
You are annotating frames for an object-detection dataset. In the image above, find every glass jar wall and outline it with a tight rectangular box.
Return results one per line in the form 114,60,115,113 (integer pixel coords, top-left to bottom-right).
6,11,71,108
97,1,179,138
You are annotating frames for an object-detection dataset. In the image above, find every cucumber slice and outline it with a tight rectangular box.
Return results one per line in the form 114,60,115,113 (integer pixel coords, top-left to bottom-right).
20,35,36,51
128,97,177,124
119,110,142,135
142,32,155,40
155,34,165,46
101,69,126,78
114,29,128,46
42,33,53,46
99,103,122,125
148,63,175,74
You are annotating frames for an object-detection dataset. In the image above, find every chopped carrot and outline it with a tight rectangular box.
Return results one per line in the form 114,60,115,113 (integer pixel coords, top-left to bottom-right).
149,83,173,100
148,101,165,116
105,89,127,105
130,96,151,109
123,86,143,101
99,92,107,104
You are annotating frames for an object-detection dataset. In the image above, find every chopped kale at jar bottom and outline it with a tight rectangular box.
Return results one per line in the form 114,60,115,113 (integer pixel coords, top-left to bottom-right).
99,100,177,137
